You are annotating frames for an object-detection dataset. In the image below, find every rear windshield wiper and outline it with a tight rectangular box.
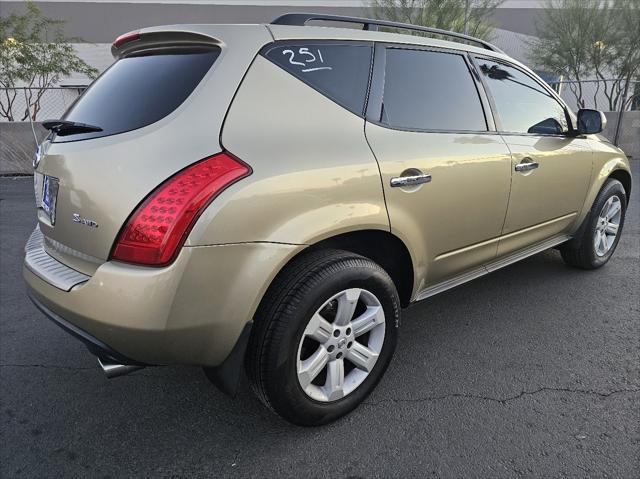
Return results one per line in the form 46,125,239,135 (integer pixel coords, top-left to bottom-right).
42,119,103,136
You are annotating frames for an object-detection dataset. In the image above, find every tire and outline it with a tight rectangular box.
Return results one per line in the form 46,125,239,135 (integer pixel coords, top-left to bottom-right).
560,178,627,269
246,249,400,426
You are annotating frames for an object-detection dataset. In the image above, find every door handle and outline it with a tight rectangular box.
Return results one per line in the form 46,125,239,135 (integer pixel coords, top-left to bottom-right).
390,173,432,188
515,157,539,172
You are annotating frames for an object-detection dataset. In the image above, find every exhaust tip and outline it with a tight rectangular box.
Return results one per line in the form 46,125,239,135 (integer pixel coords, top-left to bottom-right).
98,357,145,379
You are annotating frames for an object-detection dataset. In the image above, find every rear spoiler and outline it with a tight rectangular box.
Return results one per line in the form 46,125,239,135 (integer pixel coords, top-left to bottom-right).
111,30,221,58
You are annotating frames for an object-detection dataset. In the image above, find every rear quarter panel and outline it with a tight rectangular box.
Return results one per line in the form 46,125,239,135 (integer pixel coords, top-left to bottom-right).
190,55,389,246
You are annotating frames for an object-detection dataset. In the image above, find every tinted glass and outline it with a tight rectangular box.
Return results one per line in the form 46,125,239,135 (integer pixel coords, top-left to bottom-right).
381,49,487,131
56,48,220,142
263,42,372,116
476,59,568,135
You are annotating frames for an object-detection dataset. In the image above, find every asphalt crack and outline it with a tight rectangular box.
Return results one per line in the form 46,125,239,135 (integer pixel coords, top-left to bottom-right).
5,364,640,402
363,386,640,406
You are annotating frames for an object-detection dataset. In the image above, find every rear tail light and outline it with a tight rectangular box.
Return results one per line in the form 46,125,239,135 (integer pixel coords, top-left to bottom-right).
111,152,251,266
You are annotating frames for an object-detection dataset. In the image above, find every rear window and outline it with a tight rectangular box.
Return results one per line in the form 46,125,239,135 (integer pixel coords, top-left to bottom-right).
54,48,220,142
262,42,373,116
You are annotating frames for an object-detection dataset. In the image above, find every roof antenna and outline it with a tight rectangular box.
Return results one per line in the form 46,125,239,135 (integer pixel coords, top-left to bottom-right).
22,88,40,148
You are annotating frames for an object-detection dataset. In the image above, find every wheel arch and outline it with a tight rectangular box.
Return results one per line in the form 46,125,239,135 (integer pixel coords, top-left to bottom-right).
574,157,631,233
304,230,415,307
259,229,415,308
608,168,632,199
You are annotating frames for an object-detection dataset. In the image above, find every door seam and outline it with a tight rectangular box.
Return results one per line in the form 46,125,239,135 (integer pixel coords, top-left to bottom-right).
496,133,515,254
363,120,392,234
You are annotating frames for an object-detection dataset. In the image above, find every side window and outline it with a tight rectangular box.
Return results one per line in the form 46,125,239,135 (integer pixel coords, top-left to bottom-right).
476,59,568,135
380,48,487,132
262,42,373,116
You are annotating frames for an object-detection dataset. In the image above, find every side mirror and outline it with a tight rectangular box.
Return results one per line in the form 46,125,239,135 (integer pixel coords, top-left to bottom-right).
576,109,607,135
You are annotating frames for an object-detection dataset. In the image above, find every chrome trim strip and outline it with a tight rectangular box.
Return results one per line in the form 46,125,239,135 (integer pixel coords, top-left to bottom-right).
486,235,570,272
24,226,90,292
415,235,570,302
434,235,500,262
433,214,575,262
43,235,103,266
499,212,577,241
415,266,487,302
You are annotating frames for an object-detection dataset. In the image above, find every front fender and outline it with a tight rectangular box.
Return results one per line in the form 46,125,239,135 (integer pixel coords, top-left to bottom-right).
575,140,631,230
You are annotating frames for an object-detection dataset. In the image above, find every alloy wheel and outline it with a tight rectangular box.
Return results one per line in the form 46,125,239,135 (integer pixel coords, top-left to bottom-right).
594,195,622,257
296,288,386,402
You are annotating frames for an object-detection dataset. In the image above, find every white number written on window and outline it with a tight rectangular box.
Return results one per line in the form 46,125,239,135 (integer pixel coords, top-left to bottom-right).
282,48,332,73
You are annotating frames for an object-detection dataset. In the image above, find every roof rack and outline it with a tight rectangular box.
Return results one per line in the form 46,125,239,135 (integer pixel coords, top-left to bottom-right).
271,13,504,54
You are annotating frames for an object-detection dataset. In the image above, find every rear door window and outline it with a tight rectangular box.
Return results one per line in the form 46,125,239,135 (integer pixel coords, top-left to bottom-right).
380,48,487,132
55,48,220,142
262,42,373,117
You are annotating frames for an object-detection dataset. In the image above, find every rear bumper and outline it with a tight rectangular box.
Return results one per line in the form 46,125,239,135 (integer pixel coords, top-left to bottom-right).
27,291,148,366
23,228,304,366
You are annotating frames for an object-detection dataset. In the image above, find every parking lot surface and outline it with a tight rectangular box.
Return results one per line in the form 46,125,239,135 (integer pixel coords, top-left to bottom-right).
1,163,638,478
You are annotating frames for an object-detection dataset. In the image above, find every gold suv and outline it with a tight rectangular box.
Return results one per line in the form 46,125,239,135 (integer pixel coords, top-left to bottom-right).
24,14,632,426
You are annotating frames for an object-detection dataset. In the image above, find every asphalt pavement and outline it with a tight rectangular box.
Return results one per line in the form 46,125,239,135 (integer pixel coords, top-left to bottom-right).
1,163,638,478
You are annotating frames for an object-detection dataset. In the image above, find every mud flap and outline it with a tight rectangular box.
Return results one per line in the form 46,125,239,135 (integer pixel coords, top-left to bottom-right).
203,321,253,396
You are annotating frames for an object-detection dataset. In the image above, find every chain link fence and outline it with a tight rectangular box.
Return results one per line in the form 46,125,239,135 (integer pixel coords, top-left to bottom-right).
0,87,86,123
1,81,637,124
0,79,638,160
548,79,639,111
